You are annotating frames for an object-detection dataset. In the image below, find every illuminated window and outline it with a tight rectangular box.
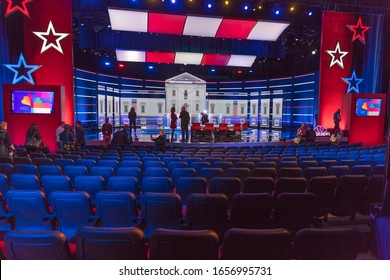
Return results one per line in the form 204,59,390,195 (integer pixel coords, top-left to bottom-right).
124,104,129,113
226,106,230,114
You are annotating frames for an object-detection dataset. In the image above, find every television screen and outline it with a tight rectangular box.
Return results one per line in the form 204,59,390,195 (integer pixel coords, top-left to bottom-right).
355,98,382,116
11,90,54,114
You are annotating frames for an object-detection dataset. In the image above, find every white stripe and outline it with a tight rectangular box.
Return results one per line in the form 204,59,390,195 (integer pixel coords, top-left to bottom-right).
183,16,222,37
248,21,290,41
108,9,148,32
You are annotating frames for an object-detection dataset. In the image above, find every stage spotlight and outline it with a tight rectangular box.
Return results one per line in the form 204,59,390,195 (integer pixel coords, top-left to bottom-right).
308,11,313,16
148,65,154,70
104,62,110,66
224,0,229,6
275,10,280,15
289,5,295,12
237,70,243,74
207,3,212,9
171,0,176,4
118,63,125,68
244,5,249,11
312,50,317,55
210,68,216,72
249,69,253,73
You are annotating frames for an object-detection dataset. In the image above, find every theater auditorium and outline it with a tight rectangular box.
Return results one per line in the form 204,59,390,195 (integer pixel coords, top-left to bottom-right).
0,0,390,261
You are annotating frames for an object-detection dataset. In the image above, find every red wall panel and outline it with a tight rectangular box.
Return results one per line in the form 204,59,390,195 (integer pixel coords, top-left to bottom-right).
319,12,354,131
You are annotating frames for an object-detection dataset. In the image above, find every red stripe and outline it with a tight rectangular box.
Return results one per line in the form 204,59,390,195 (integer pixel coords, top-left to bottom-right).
216,19,257,39
201,54,231,66
146,51,175,64
148,13,186,35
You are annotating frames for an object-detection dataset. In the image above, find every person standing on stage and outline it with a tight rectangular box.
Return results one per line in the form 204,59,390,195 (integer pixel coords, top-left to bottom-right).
333,108,341,131
179,106,190,143
75,120,86,148
102,117,113,145
128,107,137,140
170,107,178,142
55,121,65,150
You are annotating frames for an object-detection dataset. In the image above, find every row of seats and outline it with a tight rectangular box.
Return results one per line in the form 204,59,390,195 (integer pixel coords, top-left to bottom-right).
1,226,361,260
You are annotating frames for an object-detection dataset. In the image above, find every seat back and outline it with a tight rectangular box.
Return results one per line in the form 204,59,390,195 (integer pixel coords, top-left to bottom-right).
331,175,368,217
190,161,211,173
350,165,372,177
13,164,39,176
197,168,224,185
251,167,277,180
303,167,327,180
150,228,219,260
90,166,115,183
278,167,303,178
208,177,241,205
231,193,274,229
175,177,207,204
143,167,169,177
275,177,307,196
38,165,63,176
242,177,275,194
74,176,105,204
171,168,196,186
13,157,33,165
75,159,96,171
32,158,53,167
6,190,54,231
50,191,94,241
273,193,316,234
221,228,292,260
294,228,360,259
307,176,338,217
0,163,14,179
191,123,201,131
186,193,228,238
75,226,146,260
63,165,88,186
142,177,173,193
225,167,251,182
40,175,72,199
116,167,142,180
140,193,182,239
10,174,40,190
0,173,10,196
95,192,138,227
327,165,350,179
107,176,139,197
4,231,72,260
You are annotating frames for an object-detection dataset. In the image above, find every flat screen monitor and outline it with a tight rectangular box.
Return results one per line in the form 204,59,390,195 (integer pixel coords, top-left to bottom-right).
355,98,382,117
11,90,54,114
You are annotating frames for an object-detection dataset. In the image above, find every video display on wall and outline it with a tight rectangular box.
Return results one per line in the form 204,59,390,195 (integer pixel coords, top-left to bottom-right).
11,90,54,114
355,98,382,116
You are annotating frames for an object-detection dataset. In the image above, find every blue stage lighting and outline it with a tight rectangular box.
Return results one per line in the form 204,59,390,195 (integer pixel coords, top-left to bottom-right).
275,10,280,15
207,3,212,9
210,68,216,72
308,11,313,16
104,62,110,66
148,65,154,70
244,5,249,10
171,0,176,4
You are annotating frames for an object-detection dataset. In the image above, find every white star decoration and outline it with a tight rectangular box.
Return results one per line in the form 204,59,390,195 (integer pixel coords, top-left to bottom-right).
325,42,349,69
33,21,69,54
3,53,42,85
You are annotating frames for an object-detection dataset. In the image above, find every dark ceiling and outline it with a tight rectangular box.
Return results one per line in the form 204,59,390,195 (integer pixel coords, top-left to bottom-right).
71,0,390,81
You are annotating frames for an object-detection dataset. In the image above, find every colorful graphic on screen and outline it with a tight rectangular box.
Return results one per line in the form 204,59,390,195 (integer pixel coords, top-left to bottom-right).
355,98,382,116
12,90,54,114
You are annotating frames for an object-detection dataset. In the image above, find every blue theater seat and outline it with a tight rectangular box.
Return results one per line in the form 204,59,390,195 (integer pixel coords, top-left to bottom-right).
38,165,63,176
40,175,72,199
107,176,139,197
0,174,10,196
90,166,115,183
190,161,211,173
175,177,207,204
75,159,96,171
303,167,327,180
242,177,275,194
6,190,54,231
97,159,120,171
275,177,307,196
74,176,105,204
140,193,182,239
150,228,219,260
10,174,40,190
142,177,173,193
75,226,147,260
32,158,53,167
53,158,74,170
13,164,39,176
4,231,73,260
63,165,88,186
50,191,95,241
208,177,241,205
95,192,138,227
116,167,142,180
307,176,338,219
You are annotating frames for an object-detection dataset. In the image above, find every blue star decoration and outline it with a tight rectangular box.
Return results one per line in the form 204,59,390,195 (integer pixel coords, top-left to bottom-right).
342,70,364,94
3,53,42,85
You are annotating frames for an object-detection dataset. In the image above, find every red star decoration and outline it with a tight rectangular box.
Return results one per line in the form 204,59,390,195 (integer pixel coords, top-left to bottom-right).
5,0,33,18
346,17,371,44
